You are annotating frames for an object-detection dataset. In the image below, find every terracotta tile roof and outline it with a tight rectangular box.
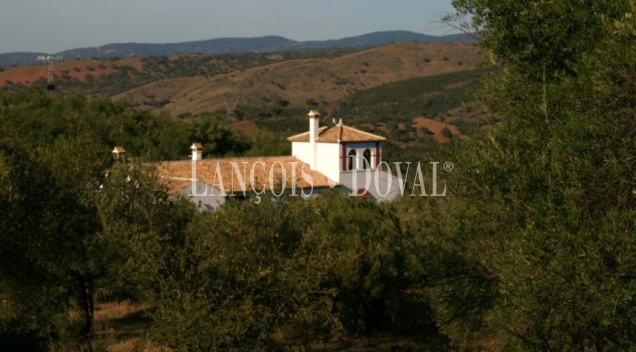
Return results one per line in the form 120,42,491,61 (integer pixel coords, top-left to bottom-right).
190,142,203,150
155,156,335,195
112,146,126,153
287,121,386,143
161,178,194,195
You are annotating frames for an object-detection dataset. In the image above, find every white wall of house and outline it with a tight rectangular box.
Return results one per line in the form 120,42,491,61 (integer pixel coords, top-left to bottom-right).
176,180,227,211
339,169,402,202
293,141,384,184
291,142,313,168
292,141,341,184
315,142,341,183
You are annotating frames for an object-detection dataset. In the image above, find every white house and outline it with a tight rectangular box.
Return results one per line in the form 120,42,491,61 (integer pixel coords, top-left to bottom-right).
287,110,402,200
150,110,403,210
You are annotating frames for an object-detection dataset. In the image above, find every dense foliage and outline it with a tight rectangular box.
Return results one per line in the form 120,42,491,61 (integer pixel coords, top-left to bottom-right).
0,91,444,351
432,0,636,350
0,88,255,162
2,1,636,350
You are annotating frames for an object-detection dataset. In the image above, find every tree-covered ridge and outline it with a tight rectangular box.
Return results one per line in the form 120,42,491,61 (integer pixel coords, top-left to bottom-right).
0,89,258,161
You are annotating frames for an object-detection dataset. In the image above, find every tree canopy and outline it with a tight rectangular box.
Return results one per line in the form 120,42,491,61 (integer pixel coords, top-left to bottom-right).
426,0,636,350
2,1,636,349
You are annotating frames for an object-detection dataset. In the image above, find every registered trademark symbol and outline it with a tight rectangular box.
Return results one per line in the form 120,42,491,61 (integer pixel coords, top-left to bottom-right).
443,162,454,173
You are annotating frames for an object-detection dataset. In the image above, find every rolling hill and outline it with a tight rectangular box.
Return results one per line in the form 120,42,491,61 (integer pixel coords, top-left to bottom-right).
111,42,482,117
0,31,473,67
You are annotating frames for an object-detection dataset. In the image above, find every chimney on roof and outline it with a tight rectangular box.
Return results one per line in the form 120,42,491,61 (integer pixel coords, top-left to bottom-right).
191,143,203,161
307,110,320,170
112,146,126,160
308,110,320,144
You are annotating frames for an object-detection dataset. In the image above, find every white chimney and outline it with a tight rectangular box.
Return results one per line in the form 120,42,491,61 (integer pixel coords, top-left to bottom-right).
308,110,320,144
190,143,203,161
112,146,126,160
308,110,320,169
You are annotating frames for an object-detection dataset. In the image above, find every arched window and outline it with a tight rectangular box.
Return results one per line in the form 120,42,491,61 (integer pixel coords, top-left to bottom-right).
348,150,357,170
362,149,371,170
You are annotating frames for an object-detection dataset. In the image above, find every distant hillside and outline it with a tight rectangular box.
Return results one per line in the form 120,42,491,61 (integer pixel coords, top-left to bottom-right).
296,31,471,49
330,67,499,136
0,42,484,119
110,43,482,117
0,41,493,162
0,31,473,67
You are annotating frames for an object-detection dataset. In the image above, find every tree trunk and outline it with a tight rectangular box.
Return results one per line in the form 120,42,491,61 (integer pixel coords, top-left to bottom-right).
71,270,94,352
79,278,94,339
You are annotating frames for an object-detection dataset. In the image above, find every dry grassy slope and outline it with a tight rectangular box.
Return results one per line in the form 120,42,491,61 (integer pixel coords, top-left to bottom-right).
112,43,482,116
0,58,143,85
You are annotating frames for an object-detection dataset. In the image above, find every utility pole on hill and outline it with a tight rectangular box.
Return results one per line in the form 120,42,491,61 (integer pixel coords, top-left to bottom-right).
37,55,62,91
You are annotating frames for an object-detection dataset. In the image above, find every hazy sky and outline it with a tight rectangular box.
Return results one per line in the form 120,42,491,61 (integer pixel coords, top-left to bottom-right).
0,1,458,54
